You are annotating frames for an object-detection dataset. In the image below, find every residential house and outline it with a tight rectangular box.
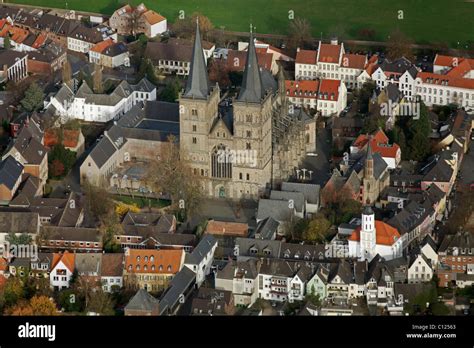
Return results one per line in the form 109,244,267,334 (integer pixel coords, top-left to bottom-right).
123,248,185,292
89,39,129,68
100,253,124,292
306,263,330,301
257,258,315,302
0,49,28,82
350,129,401,169
327,260,353,300
67,24,112,53
372,57,419,100
254,217,279,240
109,3,167,38
0,156,24,205
204,220,248,257
47,77,156,122
215,259,260,306
190,287,234,315
30,252,53,278
75,253,102,286
50,251,75,290
145,38,214,75
184,234,217,287
407,253,433,284
421,150,458,194
364,255,395,307
281,182,320,217
27,43,66,75
2,121,48,189
437,230,474,287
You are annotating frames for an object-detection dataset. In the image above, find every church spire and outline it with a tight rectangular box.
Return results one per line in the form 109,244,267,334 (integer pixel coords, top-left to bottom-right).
365,135,374,179
183,18,210,99
237,24,264,103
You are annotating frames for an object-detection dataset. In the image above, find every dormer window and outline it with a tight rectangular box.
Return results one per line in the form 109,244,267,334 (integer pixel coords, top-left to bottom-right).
150,256,154,262
159,265,163,271
136,256,140,262
167,265,172,272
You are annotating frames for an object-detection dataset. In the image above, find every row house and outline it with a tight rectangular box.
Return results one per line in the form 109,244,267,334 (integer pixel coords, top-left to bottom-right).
183,235,217,287
215,259,260,306
257,258,316,302
47,77,156,123
420,149,459,194
67,24,115,53
437,230,474,287
371,57,419,100
40,226,102,252
50,251,75,290
190,287,234,316
295,39,374,90
0,49,28,83
415,55,474,108
0,22,47,52
407,253,433,284
0,211,40,246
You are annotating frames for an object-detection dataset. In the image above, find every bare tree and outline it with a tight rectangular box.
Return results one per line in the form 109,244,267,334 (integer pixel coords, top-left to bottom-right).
287,17,312,51
145,135,203,219
387,28,414,61
62,60,72,84
92,64,103,94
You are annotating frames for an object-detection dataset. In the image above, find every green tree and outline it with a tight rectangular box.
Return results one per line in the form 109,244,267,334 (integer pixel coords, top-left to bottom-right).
86,288,115,315
159,78,181,102
48,144,76,179
406,101,431,161
5,232,33,245
303,214,332,242
4,35,11,49
20,83,45,112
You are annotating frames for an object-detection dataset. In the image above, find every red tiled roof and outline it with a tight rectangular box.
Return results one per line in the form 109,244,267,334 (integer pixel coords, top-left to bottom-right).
90,38,114,53
205,220,248,237
417,71,474,90
51,251,75,273
142,10,166,25
348,221,401,246
32,33,47,49
125,249,183,275
0,24,29,44
353,130,400,158
318,79,341,100
285,79,319,99
227,49,273,71
318,43,342,63
44,129,80,149
341,53,367,69
296,49,317,64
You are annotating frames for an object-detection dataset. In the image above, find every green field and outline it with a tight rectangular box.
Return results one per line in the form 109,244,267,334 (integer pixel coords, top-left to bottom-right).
6,0,474,46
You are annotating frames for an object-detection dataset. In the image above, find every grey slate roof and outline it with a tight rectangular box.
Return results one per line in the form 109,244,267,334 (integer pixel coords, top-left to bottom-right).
0,211,39,234
159,266,196,315
255,217,279,240
281,182,320,205
270,190,305,213
41,226,101,242
257,199,294,222
0,156,23,190
125,289,160,312
237,33,265,103
89,136,117,169
183,22,210,99
185,234,217,265
75,253,102,274
379,57,418,79
102,42,128,57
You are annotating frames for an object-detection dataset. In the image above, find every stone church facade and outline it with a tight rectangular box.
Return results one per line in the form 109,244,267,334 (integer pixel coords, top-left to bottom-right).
179,24,309,199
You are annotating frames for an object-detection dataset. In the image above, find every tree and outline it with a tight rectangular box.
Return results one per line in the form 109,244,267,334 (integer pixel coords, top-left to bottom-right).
50,159,65,178
8,300,33,316
1,277,24,310
20,83,45,112
30,295,57,315
4,35,11,49
86,288,115,315
303,214,332,242
173,12,213,40
209,59,230,88
48,144,76,179
127,7,143,38
5,232,33,245
83,179,115,226
387,28,414,61
159,78,180,102
92,64,103,94
58,289,84,312
287,17,312,51
62,60,72,84
146,135,203,219
406,101,431,161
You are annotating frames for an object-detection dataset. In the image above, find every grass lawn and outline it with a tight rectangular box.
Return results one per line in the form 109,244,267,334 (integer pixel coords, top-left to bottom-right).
112,194,170,209
7,0,474,46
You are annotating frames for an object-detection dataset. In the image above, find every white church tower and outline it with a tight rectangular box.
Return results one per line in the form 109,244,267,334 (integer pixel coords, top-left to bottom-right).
359,206,376,260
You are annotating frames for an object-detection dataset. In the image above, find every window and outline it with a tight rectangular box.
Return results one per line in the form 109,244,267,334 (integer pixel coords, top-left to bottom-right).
192,125,197,132
192,137,197,144
192,109,198,116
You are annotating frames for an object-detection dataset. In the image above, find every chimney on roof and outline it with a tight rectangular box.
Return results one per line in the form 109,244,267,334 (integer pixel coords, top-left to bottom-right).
330,36,338,45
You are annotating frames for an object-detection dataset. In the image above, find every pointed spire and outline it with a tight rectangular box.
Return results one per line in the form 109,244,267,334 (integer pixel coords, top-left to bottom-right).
366,134,373,160
237,24,264,103
183,18,210,99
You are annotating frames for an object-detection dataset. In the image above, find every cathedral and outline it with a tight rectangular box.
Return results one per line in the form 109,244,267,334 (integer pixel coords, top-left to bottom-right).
179,23,310,199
